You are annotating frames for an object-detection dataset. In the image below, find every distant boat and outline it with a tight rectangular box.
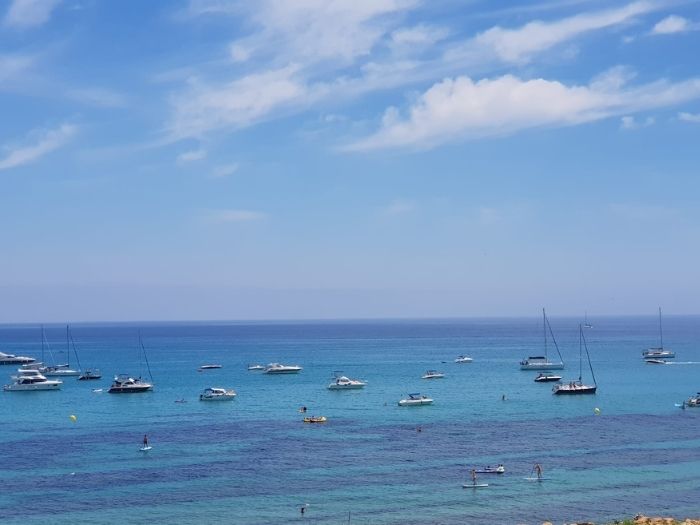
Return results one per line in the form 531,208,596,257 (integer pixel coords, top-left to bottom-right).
199,387,236,401
583,311,593,329
474,465,505,474
3,369,62,391
643,308,675,360
41,326,80,377
303,416,327,423
247,364,265,371
398,393,433,406
534,373,562,383
520,309,565,371
552,324,597,395
0,351,35,366
645,359,666,365
422,370,445,379
198,364,223,370
264,363,302,374
454,356,473,363
108,334,154,393
327,371,366,390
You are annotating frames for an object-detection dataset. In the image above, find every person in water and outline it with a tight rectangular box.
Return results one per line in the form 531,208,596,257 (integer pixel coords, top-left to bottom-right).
534,463,543,479
471,468,477,485
143,434,148,447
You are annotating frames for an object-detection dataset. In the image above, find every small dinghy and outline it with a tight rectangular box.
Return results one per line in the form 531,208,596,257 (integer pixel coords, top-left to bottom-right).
474,464,505,474
534,373,562,383
303,416,327,423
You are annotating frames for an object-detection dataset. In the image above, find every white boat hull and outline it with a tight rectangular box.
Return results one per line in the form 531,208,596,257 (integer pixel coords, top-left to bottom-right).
4,382,62,391
520,362,564,371
328,383,365,390
398,399,433,406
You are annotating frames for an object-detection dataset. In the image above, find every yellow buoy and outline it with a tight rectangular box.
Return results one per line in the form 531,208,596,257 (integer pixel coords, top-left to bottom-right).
69,415,77,422
594,407,601,415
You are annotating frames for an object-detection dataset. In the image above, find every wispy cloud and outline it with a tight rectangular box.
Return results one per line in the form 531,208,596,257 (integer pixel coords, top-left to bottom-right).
0,53,34,85
211,163,239,178
345,71,700,151
678,111,700,123
651,14,694,35
64,87,128,108
0,123,76,171
620,115,655,130
205,209,266,223
3,0,62,29
176,148,207,164
381,199,416,216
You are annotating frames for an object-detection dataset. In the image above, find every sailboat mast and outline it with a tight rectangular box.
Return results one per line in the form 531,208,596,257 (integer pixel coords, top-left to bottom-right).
658,307,663,349
66,325,70,367
543,308,547,359
68,325,82,371
578,324,583,382
41,325,45,363
582,326,597,386
139,333,154,383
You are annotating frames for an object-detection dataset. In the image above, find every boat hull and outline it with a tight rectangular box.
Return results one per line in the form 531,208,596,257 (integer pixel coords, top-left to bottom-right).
553,385,597,395
4,382,61,391
108,386,153,393
520,362,564,371
328,383,365,390
200,394,236,401
398,399,433,406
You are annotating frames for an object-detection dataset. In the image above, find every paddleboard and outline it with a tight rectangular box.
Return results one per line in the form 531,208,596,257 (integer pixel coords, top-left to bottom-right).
675,403,686,408
462,483,489,488
139,446,152,452
523,477,545,481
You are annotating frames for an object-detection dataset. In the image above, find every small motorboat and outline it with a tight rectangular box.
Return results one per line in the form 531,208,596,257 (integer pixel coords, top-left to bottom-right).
642,349,675,359
303,416,327,423
684,394,700,407
454,356,473,363
198,364,223,371
646,359,667,365
0,351,36,365
422,370,445,379
534,373,562,382
42,364,81,377
328,372,366,390
474,464,505,474
398,393,433,406
247,364,265,371
3,369,62,391
264,363,303,374
199,387,236,401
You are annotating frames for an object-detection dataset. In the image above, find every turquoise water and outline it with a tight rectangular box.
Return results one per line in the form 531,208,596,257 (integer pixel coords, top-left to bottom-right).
1,317,698,524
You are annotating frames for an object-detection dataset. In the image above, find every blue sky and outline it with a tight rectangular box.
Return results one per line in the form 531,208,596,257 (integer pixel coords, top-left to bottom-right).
1,0,699,322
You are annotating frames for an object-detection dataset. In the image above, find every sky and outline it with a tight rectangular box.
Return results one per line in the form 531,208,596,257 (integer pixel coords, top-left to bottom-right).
1,0,699,322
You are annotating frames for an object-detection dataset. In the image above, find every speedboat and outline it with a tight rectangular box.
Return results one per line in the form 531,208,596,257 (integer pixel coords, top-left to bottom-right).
520,356,564,371
422,370,445,379
398,393,433,406
645,359,667,365
303,416,327,423
42,364,81,377
474,464,505,474
0,351,36,365
247,364,265,370
264,363,302,374
108,375,153,393
199,387,236,401
552,380,596,395
642,349,675,360
534,373,562,382
198,364,223,370
78,368,102,380
3,369,62,391
685,395,700,407
454,356,473,363
328,373,366,390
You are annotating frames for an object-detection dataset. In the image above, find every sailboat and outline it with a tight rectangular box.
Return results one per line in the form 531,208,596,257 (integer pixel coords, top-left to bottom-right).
108,333,154,393
642,308,675,360
520,309,565,370
583,311,592,329
552,324,597,395
41,326,80,377
67,325,102,381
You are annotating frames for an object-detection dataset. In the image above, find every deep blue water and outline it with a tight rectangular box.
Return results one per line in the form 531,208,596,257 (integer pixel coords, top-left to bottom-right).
0,316,698,524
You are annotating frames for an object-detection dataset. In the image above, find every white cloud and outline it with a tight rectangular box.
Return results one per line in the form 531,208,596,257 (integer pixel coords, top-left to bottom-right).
0,124,76,171
346,72,700,151
229,42,252,62
381,199,415,216
177,149,207,164
0,53,34,84
205,209,266,223
678,111,700,123
651,15,690,34
211,163,239,178
3,0,62,29
391,24,449,47
465,1,654,64
620,115,654,130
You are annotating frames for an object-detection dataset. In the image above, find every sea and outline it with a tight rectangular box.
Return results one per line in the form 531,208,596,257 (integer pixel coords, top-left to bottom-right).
0,316,698,525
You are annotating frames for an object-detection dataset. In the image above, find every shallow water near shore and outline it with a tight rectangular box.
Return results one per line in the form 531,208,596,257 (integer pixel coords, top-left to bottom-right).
1,316,698,524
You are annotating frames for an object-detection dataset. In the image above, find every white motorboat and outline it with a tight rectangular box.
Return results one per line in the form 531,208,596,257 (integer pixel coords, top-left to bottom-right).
398,393,433,406
474,464,505,474
4,369,62,391
520,309,565,370
0,351,36,365
199,387,236,401
454,356,473,363
534,373,562,383
328,372,366,390
108,375,153,393
264,363,302,374
78,368,102,380
422,370,445,379
247,364,265,370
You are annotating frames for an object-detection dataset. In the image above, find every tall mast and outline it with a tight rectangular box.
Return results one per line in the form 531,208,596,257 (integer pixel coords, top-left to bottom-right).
658,307,663,349
578,324,583,382
66,325,70,367
41,325,45,363
543,308,547,359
